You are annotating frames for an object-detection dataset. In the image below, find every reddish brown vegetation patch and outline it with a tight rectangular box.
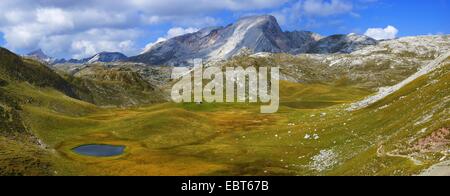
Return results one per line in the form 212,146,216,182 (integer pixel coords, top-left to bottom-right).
413,127,450,153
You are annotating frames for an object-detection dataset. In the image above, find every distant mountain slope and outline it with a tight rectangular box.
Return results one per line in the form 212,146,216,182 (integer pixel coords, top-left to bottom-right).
25,49,67,65
307,33,377,54
2,47,164,107
129,15,375,66
26,49,52,62
50,52,128,65
65,65,165,106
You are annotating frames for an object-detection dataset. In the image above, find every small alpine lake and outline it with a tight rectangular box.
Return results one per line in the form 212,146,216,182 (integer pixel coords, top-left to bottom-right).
72,144,126,157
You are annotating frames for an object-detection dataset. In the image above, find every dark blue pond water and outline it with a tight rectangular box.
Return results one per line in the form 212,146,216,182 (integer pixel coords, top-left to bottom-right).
73,144,125,157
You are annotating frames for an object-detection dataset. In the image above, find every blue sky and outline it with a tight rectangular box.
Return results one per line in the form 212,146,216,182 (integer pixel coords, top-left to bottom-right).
0,0,448,59
0,32,4,46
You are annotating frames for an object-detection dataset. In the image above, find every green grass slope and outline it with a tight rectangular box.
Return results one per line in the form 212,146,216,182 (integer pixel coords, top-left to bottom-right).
0,48,78,98
0,47,99,175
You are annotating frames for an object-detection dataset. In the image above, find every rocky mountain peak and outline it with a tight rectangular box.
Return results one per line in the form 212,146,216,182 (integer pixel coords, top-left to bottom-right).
235,15,280,30
26,49,52,61
128,15,379,66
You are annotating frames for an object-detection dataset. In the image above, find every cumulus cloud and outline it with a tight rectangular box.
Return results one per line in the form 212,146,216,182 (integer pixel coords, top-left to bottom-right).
70,29,140,59
166,27,199,38
141,27,199,54
0,4,143,58
272,0,354,29
0,0,287,58
127,0,288,14
303,0,353,16
364,25,399,40
140,15,219,27
0,0,386,58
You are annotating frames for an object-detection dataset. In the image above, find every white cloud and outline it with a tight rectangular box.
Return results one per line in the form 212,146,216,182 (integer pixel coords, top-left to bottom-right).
3,25,40,49
303,0,353,17
271,0,354,29
70,40,136,59
141,27,199,54
3,10,32,25
271,1,303,26
364,25,398,40
38,28,141,59
71,40,97,59
36,8,74,30
166,27,199,38
0,6,139,57
127,0,288,14
0,0,287,58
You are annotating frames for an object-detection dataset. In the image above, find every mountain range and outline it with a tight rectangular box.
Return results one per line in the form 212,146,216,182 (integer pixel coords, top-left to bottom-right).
29,15,378,66
26,50,128,65
129,15,377,66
